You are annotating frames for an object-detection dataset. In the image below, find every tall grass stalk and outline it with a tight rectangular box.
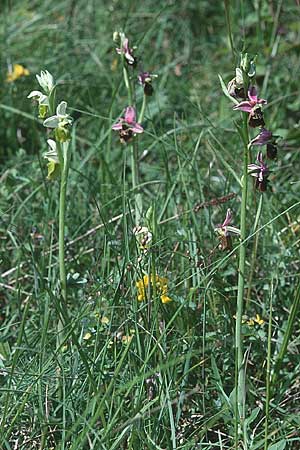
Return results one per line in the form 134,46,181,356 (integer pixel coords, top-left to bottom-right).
271,280,300,389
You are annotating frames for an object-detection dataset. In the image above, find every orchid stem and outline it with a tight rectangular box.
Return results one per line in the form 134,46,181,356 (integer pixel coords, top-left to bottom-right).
56,140,71,391
235,112,249,449
123,64,142,224
264,280,274,450
138,93,147,124
58,142,70,307
246,194,263,307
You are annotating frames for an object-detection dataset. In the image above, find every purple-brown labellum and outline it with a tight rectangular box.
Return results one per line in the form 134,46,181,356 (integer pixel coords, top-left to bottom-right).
248,107,265,128
266,143,277,160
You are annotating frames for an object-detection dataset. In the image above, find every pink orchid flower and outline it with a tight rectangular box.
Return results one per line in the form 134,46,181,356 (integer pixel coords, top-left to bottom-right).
214,209,240,251
233,86,267,115
250,128,272,146
112,106,143,133
116,38,135,65
112,107,143,143
248,152,269,192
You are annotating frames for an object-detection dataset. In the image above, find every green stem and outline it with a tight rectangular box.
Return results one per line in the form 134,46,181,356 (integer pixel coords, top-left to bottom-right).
264,281,274,450
123,64,142,224
131,142,142,224
246,195,263,307
138,93,147,123
235,113,249,449
56,141,71,352
58,142,69,304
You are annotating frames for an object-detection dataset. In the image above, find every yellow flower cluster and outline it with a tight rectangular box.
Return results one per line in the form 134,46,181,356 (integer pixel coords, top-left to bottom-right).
136,274,172,304
247,313,264,326
233,313,265,326
6,64,30,83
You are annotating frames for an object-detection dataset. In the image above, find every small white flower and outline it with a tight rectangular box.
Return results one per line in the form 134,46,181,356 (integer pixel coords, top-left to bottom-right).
27,90,48,105
43,101,72,128
44,139,58,163
36,70,54,94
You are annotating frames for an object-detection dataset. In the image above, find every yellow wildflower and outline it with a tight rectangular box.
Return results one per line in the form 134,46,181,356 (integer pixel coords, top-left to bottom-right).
83,332,92,340
6,64,30,82
161,295,172,304
101,316,110,325
247,314,264,326
136,273,172,304
254,314,264,325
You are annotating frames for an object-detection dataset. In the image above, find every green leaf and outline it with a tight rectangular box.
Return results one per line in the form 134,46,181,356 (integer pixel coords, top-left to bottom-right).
268,440,286,450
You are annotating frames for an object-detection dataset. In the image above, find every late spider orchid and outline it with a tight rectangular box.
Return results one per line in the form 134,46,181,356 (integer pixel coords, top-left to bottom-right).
36,70,54,94
44,139,60,180
27,70,55,118
44,101,73,142
112,106,143,143
233,86,267,114
248,152,270,192
116,35,136,66
27,90,49,118
233,86,267,128
214,209,240,251
138,71,157,96
250,128,272,146
133,226,152,253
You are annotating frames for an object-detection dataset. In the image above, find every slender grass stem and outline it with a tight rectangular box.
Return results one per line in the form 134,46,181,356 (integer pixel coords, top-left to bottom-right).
271,280,300,389
224,0,236,59
235,113,249,449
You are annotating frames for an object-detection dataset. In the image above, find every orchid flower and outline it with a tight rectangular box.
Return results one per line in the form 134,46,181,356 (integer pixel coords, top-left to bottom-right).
138,71,157,96
27,70,54,118
215,209,240,237
133,226,153,252
44,139,59,163
44,139,60,180
248,152,270,191
250,128,272,146
43,101,72,142
214,209,240,251
116,35,136,65
233,86,267,115
36,70,54,94
227,68,245,99
112,106,143,143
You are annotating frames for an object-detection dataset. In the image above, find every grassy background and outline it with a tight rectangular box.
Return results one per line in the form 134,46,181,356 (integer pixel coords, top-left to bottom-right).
1,0,300,448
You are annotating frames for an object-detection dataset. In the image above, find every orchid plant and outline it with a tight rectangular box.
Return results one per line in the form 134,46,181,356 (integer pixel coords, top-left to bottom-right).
220,52,278,449
112,32,157,226
28,70,73,359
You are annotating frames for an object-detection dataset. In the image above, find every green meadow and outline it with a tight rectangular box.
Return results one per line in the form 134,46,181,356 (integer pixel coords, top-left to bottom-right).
1,1,300,448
